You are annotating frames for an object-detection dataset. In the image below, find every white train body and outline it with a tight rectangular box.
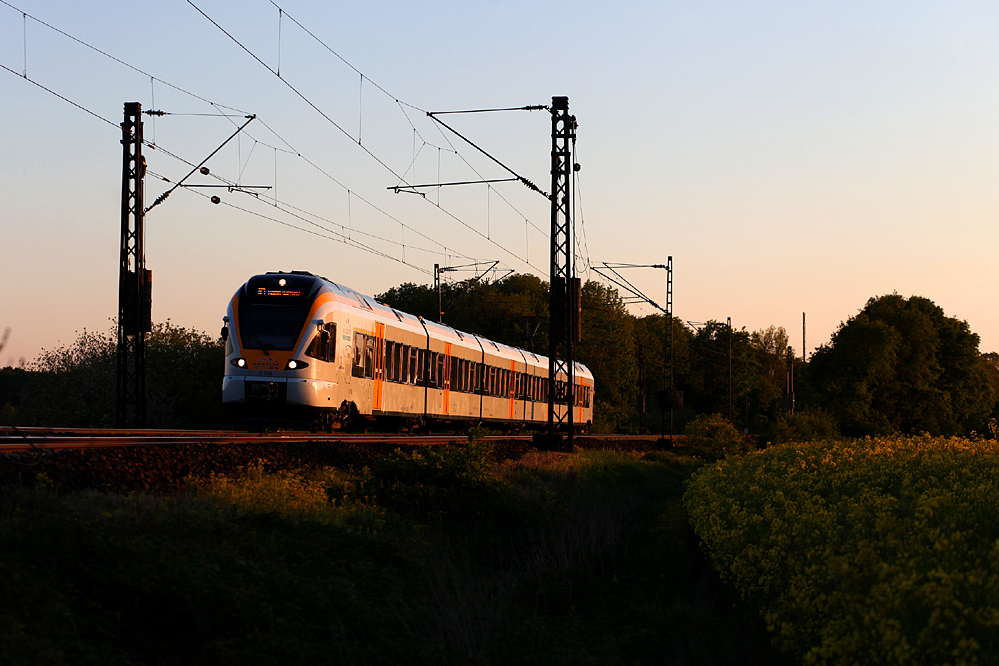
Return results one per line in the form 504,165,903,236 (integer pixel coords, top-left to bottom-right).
222,271,594,431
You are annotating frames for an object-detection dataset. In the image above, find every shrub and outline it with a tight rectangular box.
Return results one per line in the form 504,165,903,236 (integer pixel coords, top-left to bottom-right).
761,409,840,446
683,413,750,459
684,436,999,665
356,442,512,523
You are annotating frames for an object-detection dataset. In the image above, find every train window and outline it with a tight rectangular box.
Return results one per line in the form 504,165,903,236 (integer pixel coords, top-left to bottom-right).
306,323,336,363
384,341,394,381
237,301,310,351
393,342,401,382
363,336,375,378
391,342,401,383
438,354,447,389
408,347,418,384
352,333,364,378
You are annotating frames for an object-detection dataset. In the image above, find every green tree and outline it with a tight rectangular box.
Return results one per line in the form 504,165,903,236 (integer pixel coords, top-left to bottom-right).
577,280,637,433
632,314,693,432
683,321,757,427
378,274,637,433
809,294,995,436
14,322,224,428
377,274,550,352
981,352,999,422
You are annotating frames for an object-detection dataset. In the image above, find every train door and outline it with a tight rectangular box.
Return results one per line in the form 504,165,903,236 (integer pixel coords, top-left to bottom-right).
373,322,385,411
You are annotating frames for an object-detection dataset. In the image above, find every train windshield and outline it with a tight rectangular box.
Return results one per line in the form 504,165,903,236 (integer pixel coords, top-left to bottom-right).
238,303,309,351
237,274,319,352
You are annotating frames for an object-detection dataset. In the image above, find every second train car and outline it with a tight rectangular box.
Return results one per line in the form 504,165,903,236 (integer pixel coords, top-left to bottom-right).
221,271,594,432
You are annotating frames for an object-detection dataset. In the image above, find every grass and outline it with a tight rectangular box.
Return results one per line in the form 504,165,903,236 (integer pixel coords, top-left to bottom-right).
0,446,789,665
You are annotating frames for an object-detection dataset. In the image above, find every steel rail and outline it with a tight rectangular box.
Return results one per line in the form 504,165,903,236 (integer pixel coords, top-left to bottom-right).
0,429,668,453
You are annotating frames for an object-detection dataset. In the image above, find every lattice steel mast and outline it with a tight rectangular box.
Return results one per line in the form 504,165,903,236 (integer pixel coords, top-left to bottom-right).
117,102,151,427
547,96,579,449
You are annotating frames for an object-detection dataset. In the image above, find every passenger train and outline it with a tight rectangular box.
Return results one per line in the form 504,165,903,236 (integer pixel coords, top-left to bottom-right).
221,271,594,432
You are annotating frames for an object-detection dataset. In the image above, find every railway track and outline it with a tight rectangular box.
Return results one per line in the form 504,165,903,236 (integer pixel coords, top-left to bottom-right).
0,427,671,453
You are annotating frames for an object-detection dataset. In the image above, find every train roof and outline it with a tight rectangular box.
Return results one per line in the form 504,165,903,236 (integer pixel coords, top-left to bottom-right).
254,271,593,380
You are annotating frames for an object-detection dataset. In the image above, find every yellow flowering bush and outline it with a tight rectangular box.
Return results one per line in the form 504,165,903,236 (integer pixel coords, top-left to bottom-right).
684,436,999,665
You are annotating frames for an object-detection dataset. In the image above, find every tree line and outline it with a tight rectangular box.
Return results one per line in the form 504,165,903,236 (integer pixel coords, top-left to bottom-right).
2,276,996,437
378,277,998,438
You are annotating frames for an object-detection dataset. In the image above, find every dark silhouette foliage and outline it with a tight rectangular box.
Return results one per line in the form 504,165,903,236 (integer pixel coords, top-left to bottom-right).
809,294,995,436
9,322,225,428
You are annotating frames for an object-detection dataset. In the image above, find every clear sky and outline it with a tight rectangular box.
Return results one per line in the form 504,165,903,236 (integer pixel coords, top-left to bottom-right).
2,0,998,368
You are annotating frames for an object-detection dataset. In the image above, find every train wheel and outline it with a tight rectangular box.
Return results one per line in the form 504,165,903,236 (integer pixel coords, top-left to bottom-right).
339,402,363,432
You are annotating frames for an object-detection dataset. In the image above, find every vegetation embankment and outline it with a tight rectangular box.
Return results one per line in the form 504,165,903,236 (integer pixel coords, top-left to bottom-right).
1,442,787,666
684,433,999,666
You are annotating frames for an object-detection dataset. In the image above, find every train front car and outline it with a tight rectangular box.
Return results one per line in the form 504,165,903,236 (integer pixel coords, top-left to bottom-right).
222,272,343,430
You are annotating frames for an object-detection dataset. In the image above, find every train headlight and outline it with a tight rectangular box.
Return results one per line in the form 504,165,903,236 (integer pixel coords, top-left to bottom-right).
230,358,247,368
286,359,309,370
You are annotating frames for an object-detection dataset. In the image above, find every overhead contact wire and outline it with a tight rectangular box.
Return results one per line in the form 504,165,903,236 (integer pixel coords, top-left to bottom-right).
190,0,537,273
0,0,250,117
186,0,408,182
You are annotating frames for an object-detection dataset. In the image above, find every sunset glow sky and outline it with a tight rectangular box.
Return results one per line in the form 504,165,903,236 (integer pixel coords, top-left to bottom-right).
3,1,998,367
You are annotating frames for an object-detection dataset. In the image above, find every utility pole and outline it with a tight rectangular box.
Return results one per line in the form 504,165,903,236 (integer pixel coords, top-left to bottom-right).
727,316,733,423
547,96,578,451
116,102,150,427
786,345,795,414
665,256,676,443
434,263,443,323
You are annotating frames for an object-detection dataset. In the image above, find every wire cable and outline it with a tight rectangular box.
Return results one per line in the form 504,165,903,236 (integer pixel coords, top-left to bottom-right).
6,0,545,279
188,0,544,274
0,0,251,117
2,3,475,269
1,63,117,129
